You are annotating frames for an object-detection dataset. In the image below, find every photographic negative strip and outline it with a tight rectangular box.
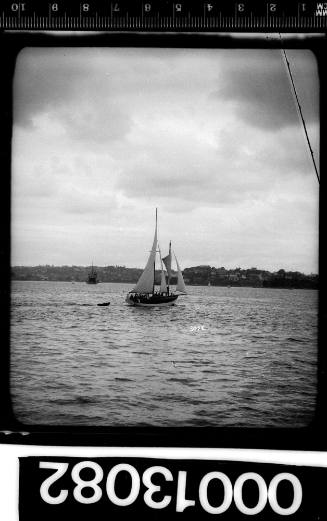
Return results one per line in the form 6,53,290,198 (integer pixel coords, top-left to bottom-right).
10,44,320,430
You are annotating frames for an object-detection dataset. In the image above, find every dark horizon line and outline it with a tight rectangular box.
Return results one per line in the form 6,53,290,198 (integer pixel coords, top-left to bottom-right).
11,263,318,277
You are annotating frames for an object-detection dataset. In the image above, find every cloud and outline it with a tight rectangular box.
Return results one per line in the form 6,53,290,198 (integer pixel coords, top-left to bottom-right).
211,50,319,131
14,49,85,127
14,48,132,143
58,103,132,145
115,117,316,211
11,48,319,272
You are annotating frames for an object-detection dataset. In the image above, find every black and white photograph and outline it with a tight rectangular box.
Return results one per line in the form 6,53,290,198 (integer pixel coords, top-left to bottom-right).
10,46,319,429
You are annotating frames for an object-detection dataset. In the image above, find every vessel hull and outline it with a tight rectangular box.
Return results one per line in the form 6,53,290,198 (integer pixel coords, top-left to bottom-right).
126,294,178,307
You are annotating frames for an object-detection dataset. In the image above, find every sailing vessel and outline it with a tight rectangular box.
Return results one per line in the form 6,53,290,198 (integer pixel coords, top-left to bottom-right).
86,263,98,284
126,210,187,307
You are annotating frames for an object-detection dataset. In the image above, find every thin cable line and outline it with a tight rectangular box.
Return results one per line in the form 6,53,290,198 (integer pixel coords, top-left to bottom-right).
279,35,320,184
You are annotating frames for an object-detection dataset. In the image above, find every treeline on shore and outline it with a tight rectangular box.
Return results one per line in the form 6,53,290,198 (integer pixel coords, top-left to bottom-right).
183,266,318,289
11,264,318,289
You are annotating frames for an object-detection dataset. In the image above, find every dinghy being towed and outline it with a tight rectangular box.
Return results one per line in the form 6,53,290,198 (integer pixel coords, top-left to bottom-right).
126,210,186,307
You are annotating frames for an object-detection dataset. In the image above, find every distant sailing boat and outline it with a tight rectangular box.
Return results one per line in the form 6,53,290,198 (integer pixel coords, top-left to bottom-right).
125,209,187,307
86,262,98,284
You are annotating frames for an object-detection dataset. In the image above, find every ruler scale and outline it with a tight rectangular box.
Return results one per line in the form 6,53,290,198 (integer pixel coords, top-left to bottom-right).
0,1,327,31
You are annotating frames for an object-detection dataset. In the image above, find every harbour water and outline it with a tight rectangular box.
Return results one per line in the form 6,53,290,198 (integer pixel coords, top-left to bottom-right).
10,281,318,427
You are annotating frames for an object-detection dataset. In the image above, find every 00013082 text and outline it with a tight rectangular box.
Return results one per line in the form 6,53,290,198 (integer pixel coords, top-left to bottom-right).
39,461,303,515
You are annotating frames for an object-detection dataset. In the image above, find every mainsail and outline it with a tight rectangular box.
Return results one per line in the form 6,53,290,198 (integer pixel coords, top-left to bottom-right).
174,253,187,294
132,221,157,294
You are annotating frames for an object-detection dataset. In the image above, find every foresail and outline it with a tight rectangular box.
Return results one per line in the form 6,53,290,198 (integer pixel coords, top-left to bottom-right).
132,225,157,293
159,255,167,293
162,242,172,280
160,269,167,293
174,253,187,294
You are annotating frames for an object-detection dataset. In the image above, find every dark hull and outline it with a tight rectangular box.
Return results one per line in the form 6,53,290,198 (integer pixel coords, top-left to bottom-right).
87,278,98,284
126,294,178,307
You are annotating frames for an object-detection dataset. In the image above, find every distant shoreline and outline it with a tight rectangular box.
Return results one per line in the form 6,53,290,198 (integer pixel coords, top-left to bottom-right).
11,264,318,290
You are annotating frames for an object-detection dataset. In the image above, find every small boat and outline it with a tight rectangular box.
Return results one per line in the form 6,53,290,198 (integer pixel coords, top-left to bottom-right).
86,262,98,284
126,209,187,307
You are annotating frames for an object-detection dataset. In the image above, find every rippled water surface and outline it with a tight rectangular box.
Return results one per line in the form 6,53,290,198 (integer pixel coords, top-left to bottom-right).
11,281,318,427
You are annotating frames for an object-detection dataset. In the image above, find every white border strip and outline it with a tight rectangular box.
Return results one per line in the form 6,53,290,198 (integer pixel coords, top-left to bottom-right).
1,445,327,521
2,445,327,466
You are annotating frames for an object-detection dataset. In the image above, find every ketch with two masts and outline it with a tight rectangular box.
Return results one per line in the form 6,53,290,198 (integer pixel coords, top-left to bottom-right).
126,209,187,307
86,262,98,284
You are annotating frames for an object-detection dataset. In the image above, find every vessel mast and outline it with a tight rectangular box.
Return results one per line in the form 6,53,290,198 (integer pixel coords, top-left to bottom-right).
153,208,157,295
167,240,171,294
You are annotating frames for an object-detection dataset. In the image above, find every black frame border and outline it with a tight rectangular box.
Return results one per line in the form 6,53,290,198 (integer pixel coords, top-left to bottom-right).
0,31,326,449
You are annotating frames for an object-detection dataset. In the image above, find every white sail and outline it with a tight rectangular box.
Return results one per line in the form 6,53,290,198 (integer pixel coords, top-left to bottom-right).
159,250,167,293
132,222,157,294
160,267,167,293
162,242,172,280
174,253,187,294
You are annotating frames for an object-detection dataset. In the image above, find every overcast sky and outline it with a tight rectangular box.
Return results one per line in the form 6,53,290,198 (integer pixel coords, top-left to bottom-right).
12,47,319,273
